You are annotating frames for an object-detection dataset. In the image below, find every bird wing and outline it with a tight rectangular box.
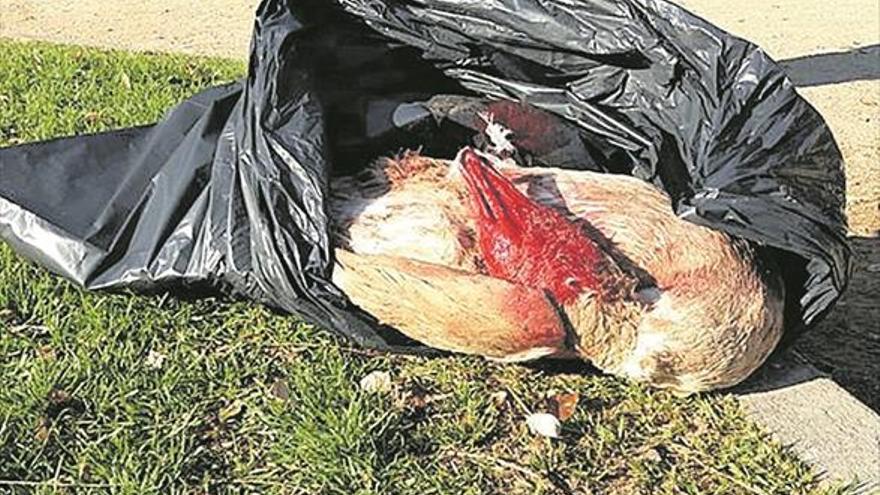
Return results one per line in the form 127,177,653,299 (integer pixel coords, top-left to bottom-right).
332,249,571,362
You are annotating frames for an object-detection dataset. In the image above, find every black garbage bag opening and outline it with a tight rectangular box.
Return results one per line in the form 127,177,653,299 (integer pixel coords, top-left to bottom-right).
0,0,850,351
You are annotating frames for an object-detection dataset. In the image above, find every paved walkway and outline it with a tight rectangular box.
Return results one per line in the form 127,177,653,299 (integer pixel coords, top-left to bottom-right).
2,0,258,59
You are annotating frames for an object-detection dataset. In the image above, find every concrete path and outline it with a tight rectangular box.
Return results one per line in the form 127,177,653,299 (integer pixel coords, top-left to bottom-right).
736,353,879,492
2,0,878,489
1,0,258,59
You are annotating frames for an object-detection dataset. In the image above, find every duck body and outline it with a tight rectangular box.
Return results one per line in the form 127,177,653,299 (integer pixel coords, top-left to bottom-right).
329,150,784,394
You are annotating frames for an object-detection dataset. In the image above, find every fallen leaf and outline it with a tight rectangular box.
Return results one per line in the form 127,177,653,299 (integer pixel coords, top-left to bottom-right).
398,384,450,413
526,413,561,438
36,345,56,361
489,390,508,408
78,462,91,479
47,389,71,405
218,400,245,423
35,417,50,442
119,71,132,90
269,379,290,401
84,111,102,125
550,392,580,421
404,385,429,411
359,370,392,393
0,308,15,322
866,263,880,273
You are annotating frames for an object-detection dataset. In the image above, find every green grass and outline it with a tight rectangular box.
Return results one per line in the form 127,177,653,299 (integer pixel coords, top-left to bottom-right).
0,39,855,494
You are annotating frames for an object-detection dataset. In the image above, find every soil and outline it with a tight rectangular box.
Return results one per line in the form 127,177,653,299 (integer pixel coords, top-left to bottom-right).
1,0,878,408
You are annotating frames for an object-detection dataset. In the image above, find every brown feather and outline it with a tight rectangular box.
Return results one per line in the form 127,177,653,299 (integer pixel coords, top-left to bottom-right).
333,249,568,361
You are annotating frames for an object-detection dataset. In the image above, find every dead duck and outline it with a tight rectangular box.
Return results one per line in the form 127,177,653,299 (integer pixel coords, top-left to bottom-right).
329,147,784,394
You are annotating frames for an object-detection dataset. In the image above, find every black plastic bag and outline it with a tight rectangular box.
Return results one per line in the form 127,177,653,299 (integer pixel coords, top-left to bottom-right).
0,0,850,350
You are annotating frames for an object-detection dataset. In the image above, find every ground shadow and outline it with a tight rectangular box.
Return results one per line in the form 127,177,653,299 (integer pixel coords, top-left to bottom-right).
791,235,880,412
732,348,823,395
780,44,880,87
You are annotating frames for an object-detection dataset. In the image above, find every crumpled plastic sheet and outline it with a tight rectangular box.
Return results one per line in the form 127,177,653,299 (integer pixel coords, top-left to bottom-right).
0,0,851,350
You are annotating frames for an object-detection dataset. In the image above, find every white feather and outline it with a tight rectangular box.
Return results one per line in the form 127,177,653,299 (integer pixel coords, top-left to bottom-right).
526,413,561,438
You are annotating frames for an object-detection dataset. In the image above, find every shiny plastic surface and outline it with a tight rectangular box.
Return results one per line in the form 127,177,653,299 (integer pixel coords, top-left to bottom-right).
0,0,850,348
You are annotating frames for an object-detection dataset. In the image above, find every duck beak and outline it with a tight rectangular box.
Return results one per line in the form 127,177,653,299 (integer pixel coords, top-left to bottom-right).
455,146,634,303
455,147,529,231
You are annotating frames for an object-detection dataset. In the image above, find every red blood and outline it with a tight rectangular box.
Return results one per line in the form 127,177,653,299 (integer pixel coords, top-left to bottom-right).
458,148,611,304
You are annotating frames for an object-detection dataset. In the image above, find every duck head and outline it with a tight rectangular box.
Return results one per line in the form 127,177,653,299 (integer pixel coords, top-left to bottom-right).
456,148,631,301
455,147,644,365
